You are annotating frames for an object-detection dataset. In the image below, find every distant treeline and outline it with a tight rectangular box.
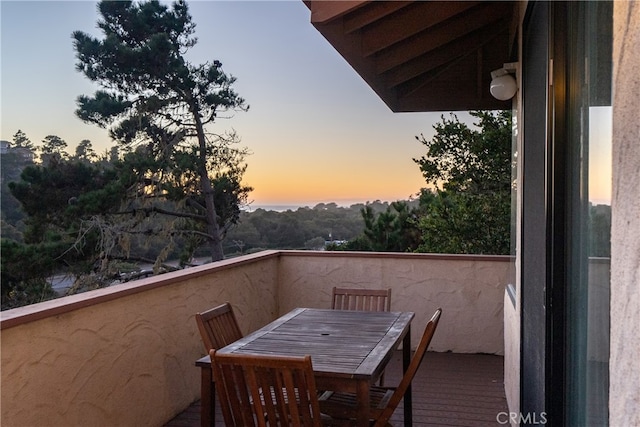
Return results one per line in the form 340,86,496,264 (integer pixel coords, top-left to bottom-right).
220,201,416,256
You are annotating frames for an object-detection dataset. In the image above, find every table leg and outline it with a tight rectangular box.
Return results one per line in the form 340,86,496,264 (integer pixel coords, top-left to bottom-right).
355,379,370,427
200,365,215,427
403,325,412,427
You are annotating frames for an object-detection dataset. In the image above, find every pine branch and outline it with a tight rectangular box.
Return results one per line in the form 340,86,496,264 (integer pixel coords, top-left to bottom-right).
112,206,207,221
106,254,180,273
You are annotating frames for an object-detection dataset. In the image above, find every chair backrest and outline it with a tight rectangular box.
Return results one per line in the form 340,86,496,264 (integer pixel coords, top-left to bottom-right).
195,302,243,352
210,350,324,427
373,308,442,427
331,287,392,311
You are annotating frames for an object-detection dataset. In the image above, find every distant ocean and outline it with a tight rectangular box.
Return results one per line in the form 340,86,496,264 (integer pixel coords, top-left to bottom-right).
243,201,371,212
244,205,306,212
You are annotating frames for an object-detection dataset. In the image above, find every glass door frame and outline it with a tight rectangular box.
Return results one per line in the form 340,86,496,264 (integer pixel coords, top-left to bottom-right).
520,1,611,424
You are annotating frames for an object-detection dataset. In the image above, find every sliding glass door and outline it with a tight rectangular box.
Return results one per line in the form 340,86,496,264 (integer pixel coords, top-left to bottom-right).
564,2,612,425
550,1,612,424
521,2,612,424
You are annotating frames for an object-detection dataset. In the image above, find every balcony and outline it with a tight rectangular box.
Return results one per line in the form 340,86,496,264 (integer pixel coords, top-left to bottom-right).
167,351,508,426
1,250,511,426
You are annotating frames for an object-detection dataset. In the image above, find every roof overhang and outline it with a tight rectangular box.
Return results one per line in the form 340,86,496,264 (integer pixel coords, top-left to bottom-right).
303,1,517,112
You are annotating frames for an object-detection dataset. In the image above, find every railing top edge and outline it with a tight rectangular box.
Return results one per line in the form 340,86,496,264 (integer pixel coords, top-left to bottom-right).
0,250,281,330
277,250,514,262
0,249,514,330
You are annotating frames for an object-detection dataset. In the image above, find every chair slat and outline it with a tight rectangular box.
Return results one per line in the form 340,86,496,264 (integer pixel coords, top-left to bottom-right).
331,287,392,312
211,351,324,426
195,302,244,426
195,302,243,352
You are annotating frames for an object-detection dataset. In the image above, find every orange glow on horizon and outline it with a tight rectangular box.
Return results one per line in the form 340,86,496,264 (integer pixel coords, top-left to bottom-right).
243,180,425,206
242,163,426,206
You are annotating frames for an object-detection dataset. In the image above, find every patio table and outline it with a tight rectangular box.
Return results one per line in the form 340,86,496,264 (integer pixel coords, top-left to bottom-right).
196,307,414,427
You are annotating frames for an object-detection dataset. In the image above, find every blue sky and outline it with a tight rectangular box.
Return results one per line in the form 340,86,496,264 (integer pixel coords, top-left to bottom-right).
1,0,451,207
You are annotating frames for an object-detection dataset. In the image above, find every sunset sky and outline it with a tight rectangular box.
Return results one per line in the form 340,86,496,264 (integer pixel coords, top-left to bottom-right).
1,0,452,207
1,1,610,207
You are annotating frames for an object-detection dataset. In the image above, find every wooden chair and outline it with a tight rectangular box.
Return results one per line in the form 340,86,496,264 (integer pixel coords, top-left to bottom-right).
331,287,392,386
331,287,392,312
319,308,442,427
210,350,325,427
195,302,244,426
195,302,243,352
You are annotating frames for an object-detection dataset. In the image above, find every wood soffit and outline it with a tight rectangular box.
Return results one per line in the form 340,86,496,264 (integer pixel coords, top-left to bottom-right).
303,1,517,112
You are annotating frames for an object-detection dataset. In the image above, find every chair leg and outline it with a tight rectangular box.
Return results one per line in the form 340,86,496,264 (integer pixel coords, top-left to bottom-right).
211,387,216,427
200,367,216,427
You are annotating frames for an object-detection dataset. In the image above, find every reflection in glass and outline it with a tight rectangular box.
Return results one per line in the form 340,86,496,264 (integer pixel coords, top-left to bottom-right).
566,2,611,425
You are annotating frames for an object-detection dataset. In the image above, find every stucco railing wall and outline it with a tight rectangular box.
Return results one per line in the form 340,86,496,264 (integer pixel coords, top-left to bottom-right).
1,250,510,427
277,251,511,355
0,251,280,427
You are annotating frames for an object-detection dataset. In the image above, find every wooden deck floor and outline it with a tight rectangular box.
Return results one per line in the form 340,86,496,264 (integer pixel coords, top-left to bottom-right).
165,351,508,427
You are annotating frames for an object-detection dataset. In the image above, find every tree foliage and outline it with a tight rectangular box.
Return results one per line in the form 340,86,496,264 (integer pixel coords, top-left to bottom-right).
1,1,252,308
0,136,34,237
331,201,422,252
3,138,251,307
415,189,510,254
414,111,511,194
74,139,97,161
73,0,249,262
223,202,398,254
413,111,512,254
1,240,57,309
335,111,512,255
41,135,68,155
12,129,34,150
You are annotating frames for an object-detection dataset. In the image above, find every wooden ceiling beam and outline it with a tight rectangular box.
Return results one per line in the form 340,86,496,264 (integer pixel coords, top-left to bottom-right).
309,0,370,24
396,88,507,112
395,30,509,106
304,0,515,112
384,21,508,89
342,1,412,34
361,1,480,57
374,2,512,74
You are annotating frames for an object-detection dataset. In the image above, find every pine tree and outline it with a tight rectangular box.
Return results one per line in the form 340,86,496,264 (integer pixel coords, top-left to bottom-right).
73,0,248,261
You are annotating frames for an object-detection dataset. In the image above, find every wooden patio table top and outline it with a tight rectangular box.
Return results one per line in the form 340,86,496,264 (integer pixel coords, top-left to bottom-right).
197,307,415,427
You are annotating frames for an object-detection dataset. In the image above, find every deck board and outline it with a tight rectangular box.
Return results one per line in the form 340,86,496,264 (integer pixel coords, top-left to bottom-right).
165,351,508,427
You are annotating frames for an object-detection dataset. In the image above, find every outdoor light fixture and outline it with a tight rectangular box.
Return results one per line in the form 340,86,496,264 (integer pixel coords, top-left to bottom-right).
490,62,518,101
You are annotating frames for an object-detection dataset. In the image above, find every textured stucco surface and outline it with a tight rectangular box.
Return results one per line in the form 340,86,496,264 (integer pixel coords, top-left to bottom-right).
1,251,510,426
278,253,510,355
503,292,520,422
1,253,280,427
610,2,640,426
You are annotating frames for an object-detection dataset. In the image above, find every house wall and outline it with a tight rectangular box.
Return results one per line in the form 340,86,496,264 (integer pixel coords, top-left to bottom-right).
277,251,511,355
610,2,640,426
